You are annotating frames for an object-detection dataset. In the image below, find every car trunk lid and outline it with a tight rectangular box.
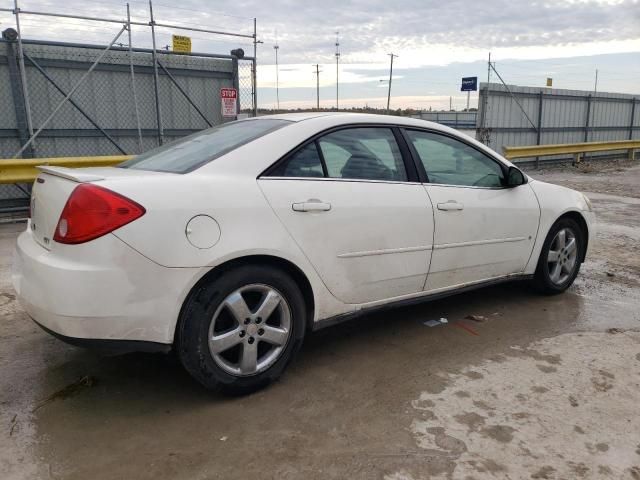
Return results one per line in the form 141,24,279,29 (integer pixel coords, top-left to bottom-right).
30,166,166,250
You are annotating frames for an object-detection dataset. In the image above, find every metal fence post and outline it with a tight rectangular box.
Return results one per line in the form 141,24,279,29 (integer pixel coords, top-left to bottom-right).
148,0,164,145
584,94,592,143
127,3,143,152
478,86,485,129
231,55,240,116
4,39,33,158
252,18,257,117
13,0,35,147
630,98,636,141
477,84,491,146
535,90,544,168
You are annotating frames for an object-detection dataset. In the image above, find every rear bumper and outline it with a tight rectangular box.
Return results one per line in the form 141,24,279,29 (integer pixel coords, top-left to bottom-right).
12,227,199,346
33,319,171,354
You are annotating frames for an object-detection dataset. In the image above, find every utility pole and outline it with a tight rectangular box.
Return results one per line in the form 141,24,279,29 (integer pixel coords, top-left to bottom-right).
273,32,280,111
481,51,491,131
313,64,321,110
335,31,340,110
386,53,398,114
594,69,598,95
449,96,452,111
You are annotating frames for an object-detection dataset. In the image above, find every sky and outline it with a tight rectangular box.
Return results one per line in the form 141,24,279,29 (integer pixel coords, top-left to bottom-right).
1,0,639,110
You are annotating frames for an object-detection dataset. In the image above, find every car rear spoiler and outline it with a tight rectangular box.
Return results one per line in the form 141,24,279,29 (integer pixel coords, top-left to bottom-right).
36,166,105,183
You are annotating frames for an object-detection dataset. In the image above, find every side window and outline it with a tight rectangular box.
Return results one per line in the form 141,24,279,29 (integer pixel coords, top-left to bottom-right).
318,128,407,181
270,142,324,178
405,130,505,187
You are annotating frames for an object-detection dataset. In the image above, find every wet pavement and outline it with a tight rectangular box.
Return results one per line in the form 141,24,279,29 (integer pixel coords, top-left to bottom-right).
1,161,640,480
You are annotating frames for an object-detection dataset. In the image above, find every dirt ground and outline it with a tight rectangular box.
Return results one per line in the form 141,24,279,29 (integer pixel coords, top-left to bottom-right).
1,160,640,480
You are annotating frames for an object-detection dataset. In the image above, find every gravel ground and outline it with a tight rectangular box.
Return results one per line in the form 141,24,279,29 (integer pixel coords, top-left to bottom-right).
1,160,639,480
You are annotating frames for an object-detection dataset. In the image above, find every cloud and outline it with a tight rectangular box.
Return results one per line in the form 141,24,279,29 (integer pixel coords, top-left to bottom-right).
5,0,638,66
1,0,637,109
228,0,640,64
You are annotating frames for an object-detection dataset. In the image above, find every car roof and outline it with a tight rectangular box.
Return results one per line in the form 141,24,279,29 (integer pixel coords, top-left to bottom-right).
264,112,343,121
258,112,449,131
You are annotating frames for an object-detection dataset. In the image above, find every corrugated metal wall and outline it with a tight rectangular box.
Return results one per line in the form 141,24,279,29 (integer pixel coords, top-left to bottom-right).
477,83,639,163
410,111,477,129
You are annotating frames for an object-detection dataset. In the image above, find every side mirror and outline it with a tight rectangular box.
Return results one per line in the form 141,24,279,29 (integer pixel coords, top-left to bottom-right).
506,166,526,187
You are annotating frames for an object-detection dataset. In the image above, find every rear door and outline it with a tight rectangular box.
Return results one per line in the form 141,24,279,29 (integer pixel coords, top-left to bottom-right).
259,126,435,305
402,129,540,291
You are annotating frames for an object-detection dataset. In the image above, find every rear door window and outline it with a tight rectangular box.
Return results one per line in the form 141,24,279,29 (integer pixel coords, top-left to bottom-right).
318,128,407,181
269,143,325,178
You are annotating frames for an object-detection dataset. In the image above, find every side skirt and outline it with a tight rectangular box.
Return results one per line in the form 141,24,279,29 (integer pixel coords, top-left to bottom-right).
312,274,534,331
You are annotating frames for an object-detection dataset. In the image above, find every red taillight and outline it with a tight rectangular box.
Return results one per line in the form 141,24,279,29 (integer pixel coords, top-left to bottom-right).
53,184,145,244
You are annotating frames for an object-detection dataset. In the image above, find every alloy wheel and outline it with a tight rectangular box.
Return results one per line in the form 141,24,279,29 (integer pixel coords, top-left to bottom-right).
208,284,292,376
547,227,578,285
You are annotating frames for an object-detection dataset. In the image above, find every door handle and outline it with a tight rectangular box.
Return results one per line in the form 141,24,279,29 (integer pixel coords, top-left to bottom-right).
292,199,332,212
437,200,464,211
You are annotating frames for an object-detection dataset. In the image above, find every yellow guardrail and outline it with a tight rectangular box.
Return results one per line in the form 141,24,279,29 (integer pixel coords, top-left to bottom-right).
0,155,133,184
503,140,640,163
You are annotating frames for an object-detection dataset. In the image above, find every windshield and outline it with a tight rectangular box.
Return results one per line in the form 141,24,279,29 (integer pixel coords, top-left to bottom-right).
119,119,291,173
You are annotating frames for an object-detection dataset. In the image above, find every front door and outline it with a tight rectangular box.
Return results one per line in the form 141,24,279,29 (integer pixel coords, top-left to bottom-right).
403,129,540,291
259,127,435,305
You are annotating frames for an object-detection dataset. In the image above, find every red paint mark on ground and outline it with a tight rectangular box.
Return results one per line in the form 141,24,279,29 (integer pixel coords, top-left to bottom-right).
454,322,480,336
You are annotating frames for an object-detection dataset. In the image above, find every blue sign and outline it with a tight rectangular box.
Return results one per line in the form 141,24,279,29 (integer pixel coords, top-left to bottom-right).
461,77,478,92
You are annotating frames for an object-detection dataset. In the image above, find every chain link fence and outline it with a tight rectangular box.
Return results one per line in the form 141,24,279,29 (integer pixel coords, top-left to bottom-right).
1,40,256,158
0,3,257,215
238,59,255,115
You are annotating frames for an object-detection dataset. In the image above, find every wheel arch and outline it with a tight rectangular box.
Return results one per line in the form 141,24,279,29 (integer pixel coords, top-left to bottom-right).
556,210,589,262
175,254,316,344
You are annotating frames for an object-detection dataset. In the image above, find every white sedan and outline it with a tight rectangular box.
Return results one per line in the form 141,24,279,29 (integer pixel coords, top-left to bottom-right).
13,113,595,394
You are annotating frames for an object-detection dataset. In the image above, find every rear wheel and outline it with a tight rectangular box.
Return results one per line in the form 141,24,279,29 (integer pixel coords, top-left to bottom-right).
177,265,306,395
533,218,584,294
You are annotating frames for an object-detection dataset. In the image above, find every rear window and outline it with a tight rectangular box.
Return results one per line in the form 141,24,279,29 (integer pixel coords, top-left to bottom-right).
119,119,291,173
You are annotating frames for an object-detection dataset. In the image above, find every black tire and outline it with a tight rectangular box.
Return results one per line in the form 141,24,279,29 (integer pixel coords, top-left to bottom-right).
533,217,585,295
176,264,306,395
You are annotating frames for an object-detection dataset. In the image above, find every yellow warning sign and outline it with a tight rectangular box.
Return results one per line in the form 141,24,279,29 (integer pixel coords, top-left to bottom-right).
172,35,191,54
546,78,553,87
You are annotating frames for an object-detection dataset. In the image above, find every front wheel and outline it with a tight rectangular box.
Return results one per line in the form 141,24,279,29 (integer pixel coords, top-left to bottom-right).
533,218,584,294
176,265,306,395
